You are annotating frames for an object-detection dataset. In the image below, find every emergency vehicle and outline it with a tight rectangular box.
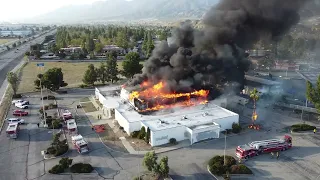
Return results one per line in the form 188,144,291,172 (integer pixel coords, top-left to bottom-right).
6,123,20,139
236,135,292,160
62,110,73,121
66,119,78,134
71,134,89,154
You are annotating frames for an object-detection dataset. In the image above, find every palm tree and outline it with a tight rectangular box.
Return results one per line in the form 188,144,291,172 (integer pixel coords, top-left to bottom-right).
250,88,259,124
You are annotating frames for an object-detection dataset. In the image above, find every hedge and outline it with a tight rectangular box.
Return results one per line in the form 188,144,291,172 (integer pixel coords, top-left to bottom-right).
232,123,242,134
208,155,251,176
49,164,64,174
70,163,93,173
230,164,252,174
291,124,316,132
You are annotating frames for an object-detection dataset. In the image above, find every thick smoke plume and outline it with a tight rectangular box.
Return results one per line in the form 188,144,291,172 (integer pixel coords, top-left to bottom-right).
127,0,309,94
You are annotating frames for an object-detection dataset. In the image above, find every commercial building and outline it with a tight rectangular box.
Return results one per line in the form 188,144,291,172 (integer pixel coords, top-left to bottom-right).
95,86,239,146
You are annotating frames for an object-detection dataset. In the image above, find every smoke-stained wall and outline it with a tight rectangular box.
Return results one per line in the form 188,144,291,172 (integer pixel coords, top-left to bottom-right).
127,0,310,94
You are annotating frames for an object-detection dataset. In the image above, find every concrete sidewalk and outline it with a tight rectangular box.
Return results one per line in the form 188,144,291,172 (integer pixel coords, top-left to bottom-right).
85,96,191,155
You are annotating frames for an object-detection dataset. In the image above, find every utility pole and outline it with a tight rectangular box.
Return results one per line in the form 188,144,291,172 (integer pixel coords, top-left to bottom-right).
40,78,47,127
224,131,227,165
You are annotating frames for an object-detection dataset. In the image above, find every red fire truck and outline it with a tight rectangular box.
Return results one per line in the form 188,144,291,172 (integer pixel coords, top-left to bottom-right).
236,135,292,160
71,135,89,154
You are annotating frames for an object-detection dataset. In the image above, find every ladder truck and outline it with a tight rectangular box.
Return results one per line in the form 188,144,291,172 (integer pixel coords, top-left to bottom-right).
236,135,292,160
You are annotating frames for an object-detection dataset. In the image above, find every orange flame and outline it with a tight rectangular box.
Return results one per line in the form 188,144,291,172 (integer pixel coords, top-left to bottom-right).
129,81,209,111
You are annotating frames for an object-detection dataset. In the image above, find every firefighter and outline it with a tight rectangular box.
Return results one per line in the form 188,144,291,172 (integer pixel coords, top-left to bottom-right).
37,123,39,128
271,152,274,159
314,128,317,134
91,125,94,131
276,151,279,160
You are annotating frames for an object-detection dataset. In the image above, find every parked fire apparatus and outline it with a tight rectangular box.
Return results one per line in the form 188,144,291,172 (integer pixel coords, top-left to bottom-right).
62,110,73,121
71,134,89,154
66,119,78,134
6,123,20,139
236,135,292,159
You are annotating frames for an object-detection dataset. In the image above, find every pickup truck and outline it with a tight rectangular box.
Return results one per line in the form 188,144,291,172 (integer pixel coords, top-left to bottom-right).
15,103,29,109
12,99,29,105
13,110,28,116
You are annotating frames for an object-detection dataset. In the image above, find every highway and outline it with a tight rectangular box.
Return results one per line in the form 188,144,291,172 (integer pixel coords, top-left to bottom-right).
0,29,56,103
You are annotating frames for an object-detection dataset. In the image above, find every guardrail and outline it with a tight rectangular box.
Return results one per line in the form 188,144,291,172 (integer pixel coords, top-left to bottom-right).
274,102,319,114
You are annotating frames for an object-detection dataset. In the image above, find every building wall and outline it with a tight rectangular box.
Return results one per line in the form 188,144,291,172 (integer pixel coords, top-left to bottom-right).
114,109,141,135
189,125,220,144
150,126,186,146
214,114,239,130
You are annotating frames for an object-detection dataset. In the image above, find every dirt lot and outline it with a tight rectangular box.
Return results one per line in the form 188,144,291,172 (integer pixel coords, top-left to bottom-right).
0,38,17,45
99,123,128,153
80,102,97,113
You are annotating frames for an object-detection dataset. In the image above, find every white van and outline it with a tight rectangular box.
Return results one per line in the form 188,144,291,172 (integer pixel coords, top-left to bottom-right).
7,118,25,124
67,119,78,134
6,123,19,139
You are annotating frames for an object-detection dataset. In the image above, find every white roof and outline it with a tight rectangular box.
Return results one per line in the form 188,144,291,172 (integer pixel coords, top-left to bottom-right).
7,123,18,131
67,119,77,129
71,135,87,146
109,93,236,127
141,103,237,131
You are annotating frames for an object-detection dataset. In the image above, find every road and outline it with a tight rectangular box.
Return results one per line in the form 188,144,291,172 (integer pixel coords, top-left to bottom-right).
0,29,56,103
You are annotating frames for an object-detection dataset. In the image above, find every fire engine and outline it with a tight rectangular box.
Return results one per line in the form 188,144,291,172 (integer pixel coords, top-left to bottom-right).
236,135,292,160
6,123,20,139
71,134,89,154
66,119,78,134
62,110,73,121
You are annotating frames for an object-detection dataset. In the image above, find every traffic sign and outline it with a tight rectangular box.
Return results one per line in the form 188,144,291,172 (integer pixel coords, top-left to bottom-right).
37,63,44,67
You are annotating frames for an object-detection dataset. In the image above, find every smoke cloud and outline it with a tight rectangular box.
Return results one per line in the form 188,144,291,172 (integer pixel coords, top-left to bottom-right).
127,0,310,94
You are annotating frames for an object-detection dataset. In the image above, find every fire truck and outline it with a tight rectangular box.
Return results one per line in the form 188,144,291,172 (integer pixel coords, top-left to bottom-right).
6,123,20,139
236,135,292,160
62,110,73,121
66,119,78,135
71,135,89,154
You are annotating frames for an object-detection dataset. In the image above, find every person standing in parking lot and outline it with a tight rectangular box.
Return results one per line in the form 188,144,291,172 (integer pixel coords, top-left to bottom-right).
37,123,39,128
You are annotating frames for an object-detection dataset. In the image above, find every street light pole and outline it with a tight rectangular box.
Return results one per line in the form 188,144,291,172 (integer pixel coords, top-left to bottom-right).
224,131,227,166
40,78,47,127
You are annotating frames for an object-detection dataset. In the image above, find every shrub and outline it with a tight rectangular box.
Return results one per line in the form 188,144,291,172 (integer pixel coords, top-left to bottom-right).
131,131,140,138
291,124,316,132
47,147,56,155
49,164,64,174
59,157,73,169
208,155,236,176
230,164,252,174
224,156,237,167
12,94,22,98
70,163,94,173
48,119,62,129
169,138,177,145
79,84,88,88
41,95,56,100
55,144,68,156
48,103,58,109
138,127,146,139
209,162,226,176
232,123,242,134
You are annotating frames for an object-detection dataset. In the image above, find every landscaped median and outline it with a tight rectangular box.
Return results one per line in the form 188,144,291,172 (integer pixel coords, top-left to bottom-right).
207,155,253,180
42,132,69,159
291,123,316,133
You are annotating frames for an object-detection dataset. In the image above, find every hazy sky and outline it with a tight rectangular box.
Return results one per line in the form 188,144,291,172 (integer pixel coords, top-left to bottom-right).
0,0,103,22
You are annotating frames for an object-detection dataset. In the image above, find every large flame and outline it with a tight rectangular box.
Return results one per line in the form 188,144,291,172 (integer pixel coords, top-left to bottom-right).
129,81,209,111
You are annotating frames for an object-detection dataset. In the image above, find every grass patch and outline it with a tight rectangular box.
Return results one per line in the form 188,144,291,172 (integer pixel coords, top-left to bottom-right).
0,38,18,45
291,123,316,132
18,62,110,93
81,102,97,113
80,97,90,102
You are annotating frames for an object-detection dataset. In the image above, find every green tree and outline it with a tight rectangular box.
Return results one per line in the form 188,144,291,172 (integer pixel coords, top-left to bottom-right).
145,127,150,143
97,62,108,85
158,156,169,178
86,35,95,52
306,78,320,112
7,72,19,96
59,157,73,169
143,151,158,172
122,52,142,78
94,42,104,53
106,52,119,83
12,43,16,48
41,68,68,91
116,31,128,49
83,64,97,86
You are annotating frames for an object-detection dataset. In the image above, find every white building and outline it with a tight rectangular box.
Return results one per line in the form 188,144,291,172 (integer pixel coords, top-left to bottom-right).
95,86,239,147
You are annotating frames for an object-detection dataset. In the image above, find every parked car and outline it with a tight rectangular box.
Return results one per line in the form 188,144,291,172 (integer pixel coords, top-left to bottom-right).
12,99,29,105
7,118,25,124
12,110,28,116
15,103,28,109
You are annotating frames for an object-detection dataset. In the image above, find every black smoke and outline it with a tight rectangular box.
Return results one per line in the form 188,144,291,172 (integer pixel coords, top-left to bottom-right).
127,0,310,95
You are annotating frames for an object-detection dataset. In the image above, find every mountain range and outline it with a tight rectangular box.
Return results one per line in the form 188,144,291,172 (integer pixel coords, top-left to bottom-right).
24,0,220,24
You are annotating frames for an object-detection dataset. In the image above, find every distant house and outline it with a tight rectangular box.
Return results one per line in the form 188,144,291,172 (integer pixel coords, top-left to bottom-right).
0,30,32,37
102,45,125,56
60,46,83,55
40,53,59,59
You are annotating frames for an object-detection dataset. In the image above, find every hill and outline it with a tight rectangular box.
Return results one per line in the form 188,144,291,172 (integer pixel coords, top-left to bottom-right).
24,0,220,24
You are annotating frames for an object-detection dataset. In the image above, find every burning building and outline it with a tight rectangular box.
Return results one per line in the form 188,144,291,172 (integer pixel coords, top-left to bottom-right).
96,0,308,146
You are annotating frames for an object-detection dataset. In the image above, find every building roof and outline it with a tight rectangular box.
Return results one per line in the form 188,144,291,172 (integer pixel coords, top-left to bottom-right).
67,119,77,129
140,103,237,131
297,71,319,84
245,75,281,86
